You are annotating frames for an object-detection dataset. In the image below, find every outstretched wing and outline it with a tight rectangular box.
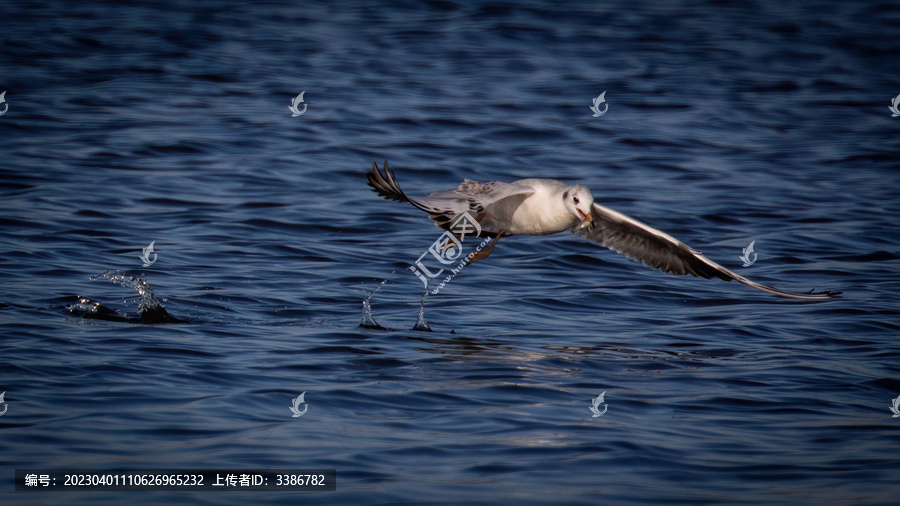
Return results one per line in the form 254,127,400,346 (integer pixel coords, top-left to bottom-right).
573,202,841,300
367,161,521,235
367,160,471,231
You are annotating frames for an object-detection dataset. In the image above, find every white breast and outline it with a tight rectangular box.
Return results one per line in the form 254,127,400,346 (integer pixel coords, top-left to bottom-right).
506,185,576,235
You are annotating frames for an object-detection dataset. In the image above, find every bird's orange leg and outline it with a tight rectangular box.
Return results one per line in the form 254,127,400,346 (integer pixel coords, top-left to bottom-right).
466,231,505,264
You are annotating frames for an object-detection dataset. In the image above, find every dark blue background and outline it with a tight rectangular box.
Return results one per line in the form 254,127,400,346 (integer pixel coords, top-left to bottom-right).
1,0,898,504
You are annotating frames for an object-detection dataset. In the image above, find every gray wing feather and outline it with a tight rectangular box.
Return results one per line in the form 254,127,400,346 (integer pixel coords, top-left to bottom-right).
367,161,525,234
574,203,841,300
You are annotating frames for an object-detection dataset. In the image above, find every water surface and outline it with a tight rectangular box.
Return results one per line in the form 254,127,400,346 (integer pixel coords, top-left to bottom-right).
1,0,899,504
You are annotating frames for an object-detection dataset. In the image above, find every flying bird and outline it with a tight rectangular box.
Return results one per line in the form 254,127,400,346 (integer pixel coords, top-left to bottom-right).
367,161,840,300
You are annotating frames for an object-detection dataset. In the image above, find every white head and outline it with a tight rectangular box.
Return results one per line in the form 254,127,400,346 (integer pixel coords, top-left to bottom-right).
562,185,594,230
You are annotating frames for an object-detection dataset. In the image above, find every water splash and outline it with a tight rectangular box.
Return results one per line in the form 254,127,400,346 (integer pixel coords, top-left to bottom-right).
67,270,185,323
66,296,131,322
91,270,162,312
411,292,433,332
359,279,387,329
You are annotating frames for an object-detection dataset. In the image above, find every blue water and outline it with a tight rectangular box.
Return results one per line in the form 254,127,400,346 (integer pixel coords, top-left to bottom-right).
2,0,899,504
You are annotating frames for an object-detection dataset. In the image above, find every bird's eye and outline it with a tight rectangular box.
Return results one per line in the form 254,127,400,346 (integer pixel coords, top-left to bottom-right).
573,196,580,204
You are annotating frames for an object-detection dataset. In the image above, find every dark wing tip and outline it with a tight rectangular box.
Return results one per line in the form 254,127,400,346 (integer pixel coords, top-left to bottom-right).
366,160,438,218
367,160,410,203
808,288,843,298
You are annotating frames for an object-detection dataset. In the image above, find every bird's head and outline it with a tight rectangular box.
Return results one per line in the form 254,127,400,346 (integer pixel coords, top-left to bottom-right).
562,185,594,230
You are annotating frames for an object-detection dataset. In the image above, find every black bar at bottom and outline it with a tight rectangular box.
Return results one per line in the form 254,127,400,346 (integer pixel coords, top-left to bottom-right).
15,469,336,491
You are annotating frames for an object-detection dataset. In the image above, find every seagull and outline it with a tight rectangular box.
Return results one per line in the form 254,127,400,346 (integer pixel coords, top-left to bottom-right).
367,161,840,300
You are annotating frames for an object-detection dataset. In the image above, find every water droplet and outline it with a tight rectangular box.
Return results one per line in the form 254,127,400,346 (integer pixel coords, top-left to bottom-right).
411,292,432,332
359,279,387,329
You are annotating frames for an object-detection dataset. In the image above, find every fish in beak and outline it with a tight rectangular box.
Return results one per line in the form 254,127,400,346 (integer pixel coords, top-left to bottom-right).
576,209,593,231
